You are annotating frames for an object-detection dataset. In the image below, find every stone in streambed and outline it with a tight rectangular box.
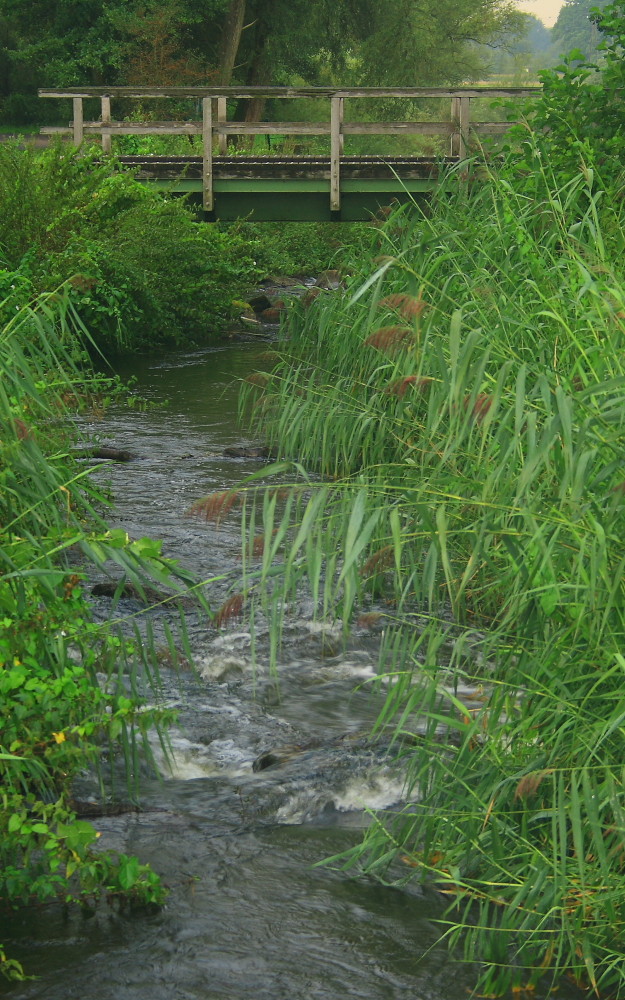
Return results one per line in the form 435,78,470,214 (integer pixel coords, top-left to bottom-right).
258,306,284,324
314,269,342,290
248,294,273,314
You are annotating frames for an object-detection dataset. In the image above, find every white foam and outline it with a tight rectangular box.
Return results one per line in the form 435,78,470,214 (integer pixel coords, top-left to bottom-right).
198,655,253,682
275,771,407,825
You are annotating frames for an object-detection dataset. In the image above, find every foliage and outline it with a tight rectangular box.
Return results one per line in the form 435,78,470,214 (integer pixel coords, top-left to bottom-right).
1,0,524,126
233,221,368,277
0,141,260,352
202,79,625,993
0,291,205,977
551,0,611,61
505,0,625,188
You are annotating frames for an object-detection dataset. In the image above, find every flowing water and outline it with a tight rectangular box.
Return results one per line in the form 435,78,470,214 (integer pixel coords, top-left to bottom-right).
0,338,554,999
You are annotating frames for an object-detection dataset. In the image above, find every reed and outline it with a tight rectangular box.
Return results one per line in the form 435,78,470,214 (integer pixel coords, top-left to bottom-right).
228,143,625,994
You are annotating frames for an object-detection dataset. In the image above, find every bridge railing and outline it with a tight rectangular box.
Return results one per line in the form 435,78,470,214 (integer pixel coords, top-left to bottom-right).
38,86,541,212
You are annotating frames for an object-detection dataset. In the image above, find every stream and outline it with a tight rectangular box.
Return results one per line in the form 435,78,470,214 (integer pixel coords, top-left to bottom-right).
1,337,547,999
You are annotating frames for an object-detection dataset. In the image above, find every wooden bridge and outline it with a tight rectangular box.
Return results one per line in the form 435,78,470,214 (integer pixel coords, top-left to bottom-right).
39,87,540,221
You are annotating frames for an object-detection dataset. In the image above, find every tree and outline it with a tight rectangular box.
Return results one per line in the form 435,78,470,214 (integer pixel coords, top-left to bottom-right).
0,0,526,124
355,0,525,85
551,0,611,60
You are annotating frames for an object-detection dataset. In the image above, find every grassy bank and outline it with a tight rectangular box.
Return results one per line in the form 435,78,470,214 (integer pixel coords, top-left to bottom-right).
211,132,625,994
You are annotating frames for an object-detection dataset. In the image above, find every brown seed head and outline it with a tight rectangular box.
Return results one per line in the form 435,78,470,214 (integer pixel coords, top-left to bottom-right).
514,770,548,800
188,490,239,523
386,375,433,398
365,326,413,353
215,593,244,628
361,545,394,577
302,287,322,308
463,393,493,423
356,612,383,628
14,418,32,441
245,372,271,389
379,293,427,321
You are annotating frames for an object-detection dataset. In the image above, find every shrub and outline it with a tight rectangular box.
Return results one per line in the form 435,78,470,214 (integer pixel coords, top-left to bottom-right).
0,141,260,352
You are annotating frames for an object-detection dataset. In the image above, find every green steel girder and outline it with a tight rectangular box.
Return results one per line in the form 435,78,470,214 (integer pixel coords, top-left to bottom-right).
144,176,435,221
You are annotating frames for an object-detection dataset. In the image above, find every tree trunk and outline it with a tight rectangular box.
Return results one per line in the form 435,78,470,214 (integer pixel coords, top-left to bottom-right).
240,16,270,145
217,0,247,86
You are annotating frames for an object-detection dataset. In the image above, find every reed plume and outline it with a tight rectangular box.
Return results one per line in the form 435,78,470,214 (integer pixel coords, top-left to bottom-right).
214,593,244,627
379,293,427,321
188,490,239,523
361,545,394,577
386,375,433,398
365,326,413,353
245,372,271,389
463,393,493,423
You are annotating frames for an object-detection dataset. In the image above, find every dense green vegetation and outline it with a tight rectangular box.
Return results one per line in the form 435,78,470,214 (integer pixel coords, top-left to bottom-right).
191,2,625,993
0,0,524,126
2,0,625,990
0,140,254,352
0,140,362,354
0,289,215,980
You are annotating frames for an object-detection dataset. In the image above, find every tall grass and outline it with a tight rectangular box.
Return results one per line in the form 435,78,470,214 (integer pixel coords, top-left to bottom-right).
205,150,625,994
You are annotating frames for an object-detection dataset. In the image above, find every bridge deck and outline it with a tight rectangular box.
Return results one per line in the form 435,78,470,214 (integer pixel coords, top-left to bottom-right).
119,155,443,220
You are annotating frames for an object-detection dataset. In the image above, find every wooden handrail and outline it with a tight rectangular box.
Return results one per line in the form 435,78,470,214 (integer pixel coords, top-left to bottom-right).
39,86,540,213
39,86,541,99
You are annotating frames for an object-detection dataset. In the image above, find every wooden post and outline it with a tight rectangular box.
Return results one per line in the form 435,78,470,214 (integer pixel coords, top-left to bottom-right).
202,97,214,212
330,96,342,214
72,97,84,146
101,96,112,154
217,97,227,154
458,95,470,160
450,96,460,157
338,96,344,155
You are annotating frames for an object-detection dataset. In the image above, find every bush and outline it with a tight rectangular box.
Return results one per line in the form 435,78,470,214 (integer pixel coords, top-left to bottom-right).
0,141,260,352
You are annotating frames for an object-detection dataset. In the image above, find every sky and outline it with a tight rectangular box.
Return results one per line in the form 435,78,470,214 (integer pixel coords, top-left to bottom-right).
515,0,565,27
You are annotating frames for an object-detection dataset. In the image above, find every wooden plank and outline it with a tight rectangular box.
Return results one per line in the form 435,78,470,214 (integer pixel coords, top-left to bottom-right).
101,96,112,153
39,85,542,100
72,97,83,145
330,96,341,212
343,122,454,135
472,122,513,134
44,119,502,138
216,122,331,135
79,122,203,134
202,97,213,212
338,96,344,155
